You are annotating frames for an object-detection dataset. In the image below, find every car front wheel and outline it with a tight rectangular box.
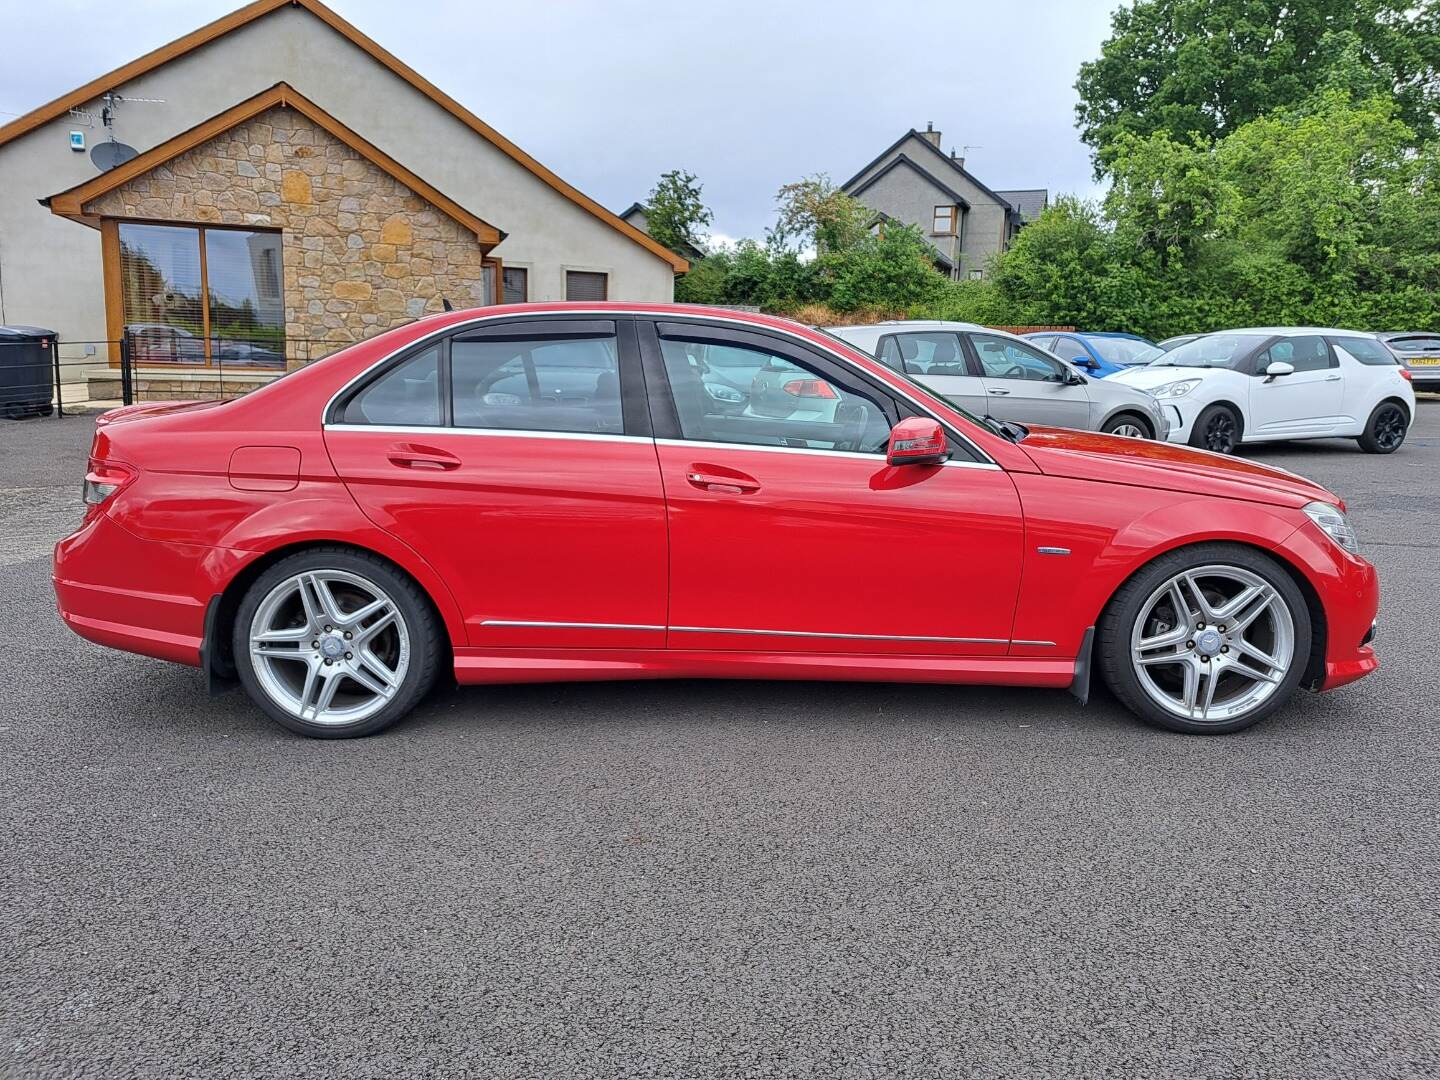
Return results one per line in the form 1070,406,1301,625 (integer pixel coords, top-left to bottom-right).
1098,544,1311,734
1101,413,1153,439
233,548,442,738
1187,403,1241,454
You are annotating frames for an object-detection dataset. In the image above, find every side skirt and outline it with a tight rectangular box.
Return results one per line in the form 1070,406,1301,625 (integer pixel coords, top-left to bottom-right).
453,649,1075,688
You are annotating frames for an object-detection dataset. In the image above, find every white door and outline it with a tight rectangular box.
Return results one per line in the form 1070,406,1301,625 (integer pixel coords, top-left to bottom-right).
1248,335,1345,436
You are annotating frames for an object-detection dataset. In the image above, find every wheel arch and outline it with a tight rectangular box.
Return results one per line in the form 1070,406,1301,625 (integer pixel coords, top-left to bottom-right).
206,539,459,685
1375,395,1413,423
1099,407,1157,439
1093,537,1327,692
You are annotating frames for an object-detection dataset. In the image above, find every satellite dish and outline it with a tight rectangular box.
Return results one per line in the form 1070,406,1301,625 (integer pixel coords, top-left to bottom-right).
91,141,138,171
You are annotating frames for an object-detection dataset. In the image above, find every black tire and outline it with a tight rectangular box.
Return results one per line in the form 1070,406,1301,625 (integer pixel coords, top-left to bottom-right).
1101,412,1154,439
1097,543,1312,735
1187,403,1241,454
1356,401,1408,454
232,547,443,738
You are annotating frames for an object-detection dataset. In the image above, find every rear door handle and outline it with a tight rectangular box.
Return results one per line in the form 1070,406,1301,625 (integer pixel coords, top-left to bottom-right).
686,469,760,494
1324,374,1342,382
987,388,1011,396
386,443,461,471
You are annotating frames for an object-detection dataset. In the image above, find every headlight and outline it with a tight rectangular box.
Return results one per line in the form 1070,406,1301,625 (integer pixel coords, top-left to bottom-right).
1303,501,1358,553
1151,378,1201,399
704,382,744,403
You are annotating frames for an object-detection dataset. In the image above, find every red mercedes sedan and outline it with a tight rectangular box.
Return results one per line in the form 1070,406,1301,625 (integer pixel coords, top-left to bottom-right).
55,304,1379,738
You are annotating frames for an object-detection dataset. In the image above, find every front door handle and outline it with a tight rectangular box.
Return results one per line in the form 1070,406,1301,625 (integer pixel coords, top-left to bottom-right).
386,443,461,471
1324,374,1342,382
686,469,760,495
987,388,1011,396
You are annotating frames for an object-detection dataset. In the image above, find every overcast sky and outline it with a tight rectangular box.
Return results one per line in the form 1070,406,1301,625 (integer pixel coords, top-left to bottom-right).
1,0,1118,243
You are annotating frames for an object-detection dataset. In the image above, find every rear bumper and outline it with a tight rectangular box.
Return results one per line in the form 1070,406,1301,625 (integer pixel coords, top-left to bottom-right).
53,512,247,667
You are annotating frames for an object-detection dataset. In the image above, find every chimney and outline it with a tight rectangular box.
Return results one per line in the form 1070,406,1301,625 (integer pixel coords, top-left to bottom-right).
951,149,964,170
920,121,942,148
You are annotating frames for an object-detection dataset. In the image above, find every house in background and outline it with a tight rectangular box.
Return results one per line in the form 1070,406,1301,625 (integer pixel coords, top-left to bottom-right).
618,202,707,265
0,0,686,399
841,124,1047,280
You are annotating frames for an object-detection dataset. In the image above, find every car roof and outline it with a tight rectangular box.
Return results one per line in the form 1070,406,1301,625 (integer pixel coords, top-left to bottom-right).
1226,326,1380,337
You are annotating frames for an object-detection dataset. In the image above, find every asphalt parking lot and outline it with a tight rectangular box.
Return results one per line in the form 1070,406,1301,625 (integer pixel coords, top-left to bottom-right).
2,404,1437,1079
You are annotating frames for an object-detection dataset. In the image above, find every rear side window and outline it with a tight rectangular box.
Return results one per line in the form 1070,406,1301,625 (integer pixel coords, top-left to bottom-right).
451,335,622,433
879,332,968,376
341,345,441,426
1332,337,1400,365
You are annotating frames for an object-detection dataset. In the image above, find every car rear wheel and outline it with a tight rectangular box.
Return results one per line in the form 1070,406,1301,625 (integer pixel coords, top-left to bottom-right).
233,548,442,738
1101,413,1153,439
1187,404,1241,454
1098,544,1311,734
1356,401,1408,454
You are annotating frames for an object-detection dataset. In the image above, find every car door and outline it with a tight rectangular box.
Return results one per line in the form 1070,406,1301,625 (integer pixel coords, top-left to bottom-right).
640,318,1025,656
876,331,989,416
1247,335,1345,436
965,332,1093,429
322,316,668,649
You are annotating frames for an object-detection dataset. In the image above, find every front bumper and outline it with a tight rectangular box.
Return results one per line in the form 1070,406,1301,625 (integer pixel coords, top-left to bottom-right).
53,512,248,667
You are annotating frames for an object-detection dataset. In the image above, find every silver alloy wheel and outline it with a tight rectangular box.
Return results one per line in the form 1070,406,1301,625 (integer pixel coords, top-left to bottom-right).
1129,564,1294,724
1111,421,1147,438
248,569,410,726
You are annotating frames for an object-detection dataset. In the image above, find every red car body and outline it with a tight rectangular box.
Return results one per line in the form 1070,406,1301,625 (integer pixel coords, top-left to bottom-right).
55,304,1379,721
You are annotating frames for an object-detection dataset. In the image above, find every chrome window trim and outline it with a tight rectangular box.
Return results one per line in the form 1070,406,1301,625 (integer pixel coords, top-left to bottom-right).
318,308,997,466
323,423,650,445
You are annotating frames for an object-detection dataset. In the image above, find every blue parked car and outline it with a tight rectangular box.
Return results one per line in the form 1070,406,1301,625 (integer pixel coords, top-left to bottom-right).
1023,331,1163,378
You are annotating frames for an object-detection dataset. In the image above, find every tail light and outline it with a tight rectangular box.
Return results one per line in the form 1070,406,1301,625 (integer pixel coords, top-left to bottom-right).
83,459,136,506
1399,368,1412,382
782,378,838,399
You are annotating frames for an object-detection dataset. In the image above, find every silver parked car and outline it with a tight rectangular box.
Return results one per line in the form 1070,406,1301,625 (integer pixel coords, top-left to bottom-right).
829,320,1171,439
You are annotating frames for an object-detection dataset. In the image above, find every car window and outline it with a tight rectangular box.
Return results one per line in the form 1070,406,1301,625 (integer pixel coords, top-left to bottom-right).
1384,335,1440,354
877,332,968,377
1047,336,1085,361
658,336,893,454
341,345,441,426
1027,335,1057,352
969,333,1068,382
1332,337,1400,366
1090,337,1162,365
1151,333,1264,369
451,335,622,433
1260,335,1332,374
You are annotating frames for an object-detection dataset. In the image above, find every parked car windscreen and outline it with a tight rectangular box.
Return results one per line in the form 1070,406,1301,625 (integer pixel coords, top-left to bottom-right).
1146,332,1267,370
1090,338,1162,366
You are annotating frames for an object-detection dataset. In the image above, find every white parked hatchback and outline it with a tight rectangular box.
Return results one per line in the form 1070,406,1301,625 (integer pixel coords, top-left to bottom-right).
1111,328,1417,454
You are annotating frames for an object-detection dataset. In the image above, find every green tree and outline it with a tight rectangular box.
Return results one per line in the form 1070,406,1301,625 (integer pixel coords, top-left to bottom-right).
771,175,872,253
1075,0,1440,173
645,170,713,255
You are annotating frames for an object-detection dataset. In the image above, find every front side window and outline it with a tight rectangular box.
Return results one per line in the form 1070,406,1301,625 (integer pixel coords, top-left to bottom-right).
341,345,441,426
877,333,967,376
932,205,956,234
659,336,892,454
1331,336,1399,366
451,334,621,433
969,333,1067,382
1260,336,1332,373
1048,336,1087,361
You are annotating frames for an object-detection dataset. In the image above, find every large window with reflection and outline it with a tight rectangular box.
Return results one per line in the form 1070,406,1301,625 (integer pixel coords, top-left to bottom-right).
118,221,285,368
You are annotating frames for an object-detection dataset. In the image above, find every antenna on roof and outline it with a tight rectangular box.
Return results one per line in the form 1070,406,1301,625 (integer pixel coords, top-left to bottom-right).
69,92,165,172
441,298,454,312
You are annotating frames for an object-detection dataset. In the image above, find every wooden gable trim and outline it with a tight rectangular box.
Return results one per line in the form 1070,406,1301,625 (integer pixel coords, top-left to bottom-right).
44,83,503,246
4,0,688,272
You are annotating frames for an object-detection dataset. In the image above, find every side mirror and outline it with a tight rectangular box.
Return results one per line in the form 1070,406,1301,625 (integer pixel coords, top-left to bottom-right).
1264,360,1294,381
886,417,949,466
1064,369,1087,386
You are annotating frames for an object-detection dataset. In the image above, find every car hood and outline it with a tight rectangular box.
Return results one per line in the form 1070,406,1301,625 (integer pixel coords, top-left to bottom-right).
1110,365,1215,390
1017,427,1339,510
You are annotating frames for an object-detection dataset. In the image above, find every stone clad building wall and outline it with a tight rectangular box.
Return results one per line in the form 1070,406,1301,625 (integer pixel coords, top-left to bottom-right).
86,104,491,355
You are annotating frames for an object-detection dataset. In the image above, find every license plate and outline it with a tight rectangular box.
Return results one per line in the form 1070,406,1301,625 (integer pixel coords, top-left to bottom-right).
1407,356,1440,366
